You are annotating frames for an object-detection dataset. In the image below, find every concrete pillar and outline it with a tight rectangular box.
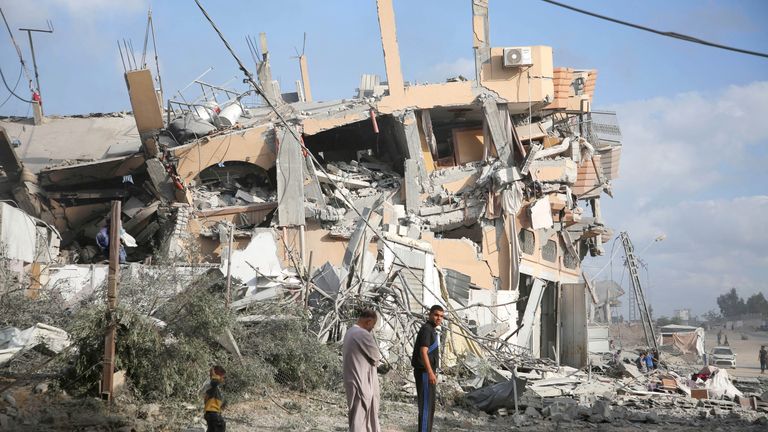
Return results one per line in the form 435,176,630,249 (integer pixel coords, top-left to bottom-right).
376,0,405,98
472,0,490,83
299,55,313,102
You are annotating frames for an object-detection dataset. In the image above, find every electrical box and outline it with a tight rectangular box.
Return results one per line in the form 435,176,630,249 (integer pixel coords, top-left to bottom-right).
502,47,533,68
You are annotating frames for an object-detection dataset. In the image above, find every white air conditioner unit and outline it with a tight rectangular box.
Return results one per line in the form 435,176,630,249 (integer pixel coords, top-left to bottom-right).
503,47,533,68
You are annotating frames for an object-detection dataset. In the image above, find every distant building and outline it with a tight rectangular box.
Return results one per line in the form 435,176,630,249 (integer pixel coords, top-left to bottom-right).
673,309,691,324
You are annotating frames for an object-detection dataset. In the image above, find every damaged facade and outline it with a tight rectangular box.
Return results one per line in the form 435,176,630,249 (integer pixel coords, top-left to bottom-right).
0,0,623,369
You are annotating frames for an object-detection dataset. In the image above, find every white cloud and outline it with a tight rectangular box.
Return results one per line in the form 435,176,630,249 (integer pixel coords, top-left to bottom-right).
416,57,475,83
609,81,768,203
589,82,768,317
2,0,148,23
598,196,768,317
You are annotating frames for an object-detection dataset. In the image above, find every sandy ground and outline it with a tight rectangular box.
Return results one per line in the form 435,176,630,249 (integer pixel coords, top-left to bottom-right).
4,382,767,431
704,326,768,378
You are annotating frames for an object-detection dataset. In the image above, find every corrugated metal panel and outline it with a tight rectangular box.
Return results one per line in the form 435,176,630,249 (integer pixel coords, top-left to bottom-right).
560,283,588,368
443,269,471,306
392,266,425,312
599,146,621,180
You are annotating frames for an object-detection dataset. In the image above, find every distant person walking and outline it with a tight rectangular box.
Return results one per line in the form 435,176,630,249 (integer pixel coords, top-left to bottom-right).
724,335,729,345
412,305,444,432
342,309,382,432
717,330,722,345
759,346,767,374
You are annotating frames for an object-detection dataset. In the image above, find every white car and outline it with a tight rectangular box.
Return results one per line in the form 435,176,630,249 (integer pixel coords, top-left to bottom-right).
710,346,736,368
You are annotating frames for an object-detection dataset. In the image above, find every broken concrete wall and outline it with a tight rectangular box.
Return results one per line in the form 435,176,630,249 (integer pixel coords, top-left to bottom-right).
172,124,276,185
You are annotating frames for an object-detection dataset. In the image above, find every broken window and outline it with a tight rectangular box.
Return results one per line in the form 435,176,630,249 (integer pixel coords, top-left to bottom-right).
563,245,579,269
303,116,403,168
542,239,557,262
428,106,484,167
519,229,535,255
195,161,274,207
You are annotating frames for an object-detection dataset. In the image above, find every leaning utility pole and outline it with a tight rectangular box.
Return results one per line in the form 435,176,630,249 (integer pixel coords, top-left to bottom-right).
18,20,53,114
100,200,121,401
619,231,658,353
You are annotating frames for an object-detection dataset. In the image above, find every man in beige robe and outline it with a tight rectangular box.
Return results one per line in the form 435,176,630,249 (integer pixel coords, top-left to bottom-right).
342,309,381,432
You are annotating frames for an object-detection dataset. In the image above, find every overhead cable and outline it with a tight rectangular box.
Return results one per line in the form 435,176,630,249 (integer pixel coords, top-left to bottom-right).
541,0,768,59
0,65,22,108
0,66,33,103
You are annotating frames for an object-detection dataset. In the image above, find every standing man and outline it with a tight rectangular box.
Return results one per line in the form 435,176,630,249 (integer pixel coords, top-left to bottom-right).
717,330,722,345
342,309,381,432
201,365,226,432
411,305,444,432
759,345,767,374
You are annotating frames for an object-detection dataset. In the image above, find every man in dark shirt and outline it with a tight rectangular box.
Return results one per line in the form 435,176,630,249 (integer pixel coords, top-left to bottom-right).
759,345,767,374
411,305,444,432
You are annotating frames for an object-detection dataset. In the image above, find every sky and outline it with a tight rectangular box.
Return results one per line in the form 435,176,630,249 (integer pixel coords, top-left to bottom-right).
0,0,766,317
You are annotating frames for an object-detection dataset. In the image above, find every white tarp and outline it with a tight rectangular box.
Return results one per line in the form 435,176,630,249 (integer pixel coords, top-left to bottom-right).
0,323,70,366
657,326,705,357
45,264,109,305
703,367,743,400
225,229,283,288
0,202,37,262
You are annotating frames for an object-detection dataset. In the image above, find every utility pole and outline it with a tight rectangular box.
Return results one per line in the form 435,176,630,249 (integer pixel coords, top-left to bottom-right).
19,20,53,116
619,232,658,353
100,201,121,401
292,33,313,102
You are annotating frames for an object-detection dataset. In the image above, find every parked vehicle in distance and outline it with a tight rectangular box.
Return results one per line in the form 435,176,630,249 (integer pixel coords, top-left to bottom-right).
710,346,736,368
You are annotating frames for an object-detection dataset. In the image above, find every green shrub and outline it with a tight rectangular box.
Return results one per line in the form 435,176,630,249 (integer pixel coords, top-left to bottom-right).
236,317,341,392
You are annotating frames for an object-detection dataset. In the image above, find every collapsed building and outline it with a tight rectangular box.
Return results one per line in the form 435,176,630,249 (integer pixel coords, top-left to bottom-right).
0,0,623,369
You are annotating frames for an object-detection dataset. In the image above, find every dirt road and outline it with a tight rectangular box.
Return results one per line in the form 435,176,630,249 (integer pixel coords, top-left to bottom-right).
705,327,768,378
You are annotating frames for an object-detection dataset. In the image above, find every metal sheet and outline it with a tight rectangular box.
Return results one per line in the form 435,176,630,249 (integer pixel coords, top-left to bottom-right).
560,283,588,368
517,278,546,351
443,269,471,306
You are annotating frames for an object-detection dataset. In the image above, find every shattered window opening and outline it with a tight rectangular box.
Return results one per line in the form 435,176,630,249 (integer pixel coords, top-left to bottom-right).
563,244,579,269
542,239,557,262
519,229,535,255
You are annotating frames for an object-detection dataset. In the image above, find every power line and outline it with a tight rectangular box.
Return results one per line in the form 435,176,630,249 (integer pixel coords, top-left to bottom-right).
0,66,33,103
541,0,768,59
0,65,22,109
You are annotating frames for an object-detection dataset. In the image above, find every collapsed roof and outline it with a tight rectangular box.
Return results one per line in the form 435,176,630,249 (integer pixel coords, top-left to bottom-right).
0,0,623,365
